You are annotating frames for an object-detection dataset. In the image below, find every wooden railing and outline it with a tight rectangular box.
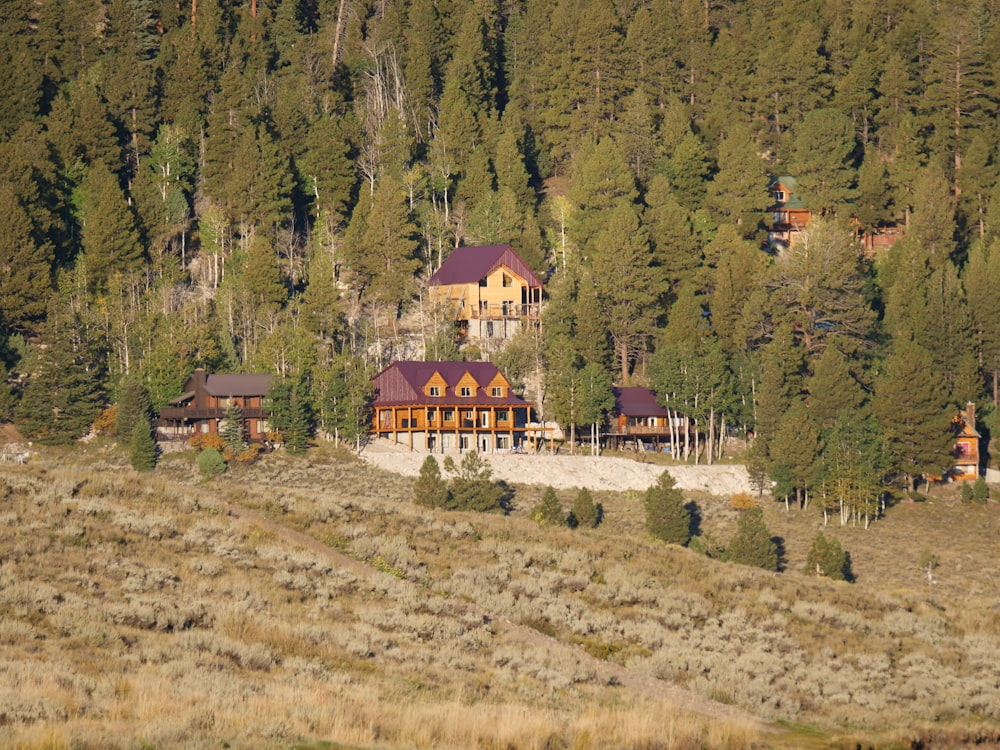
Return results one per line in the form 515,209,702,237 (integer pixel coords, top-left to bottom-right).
469,303,541,320
159,407,266,421
608,424,674,436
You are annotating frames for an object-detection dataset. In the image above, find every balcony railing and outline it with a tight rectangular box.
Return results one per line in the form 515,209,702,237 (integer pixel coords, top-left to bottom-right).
159,406,266,421
469,302,541,320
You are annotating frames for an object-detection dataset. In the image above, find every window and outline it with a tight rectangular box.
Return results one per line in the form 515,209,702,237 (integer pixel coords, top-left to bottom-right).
486,321,494,337
497,410,509,422
429,385,441,397
479,277,487,287
427,408,437,423
443,410,454,422
491,386,503,397
497,435,510,450
481,412,490,428
773,190,785,202
459,435,470,451
502,273,512,287
459,386,472,397
401,418,410,428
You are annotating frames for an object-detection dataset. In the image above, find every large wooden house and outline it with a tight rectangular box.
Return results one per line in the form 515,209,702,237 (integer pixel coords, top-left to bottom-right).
952,402,981,481
370,361,543,452
157,369,272,442
767,176,811,249
428,244,543,342
607,387,690,451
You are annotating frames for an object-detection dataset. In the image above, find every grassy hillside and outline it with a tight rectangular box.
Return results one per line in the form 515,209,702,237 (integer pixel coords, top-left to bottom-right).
1,442,999,749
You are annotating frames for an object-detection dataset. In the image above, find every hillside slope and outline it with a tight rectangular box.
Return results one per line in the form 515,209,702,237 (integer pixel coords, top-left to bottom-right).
1,444,999,749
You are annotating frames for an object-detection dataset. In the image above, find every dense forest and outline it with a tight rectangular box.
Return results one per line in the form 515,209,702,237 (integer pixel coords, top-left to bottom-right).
2,0,1000,512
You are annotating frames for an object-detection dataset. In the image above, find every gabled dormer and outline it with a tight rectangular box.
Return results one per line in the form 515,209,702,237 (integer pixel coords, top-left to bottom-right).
455,371,480,398
424,371,448,398
486,372,509,398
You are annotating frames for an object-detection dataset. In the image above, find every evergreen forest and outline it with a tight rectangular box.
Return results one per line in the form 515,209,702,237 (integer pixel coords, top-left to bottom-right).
3,0,1000,512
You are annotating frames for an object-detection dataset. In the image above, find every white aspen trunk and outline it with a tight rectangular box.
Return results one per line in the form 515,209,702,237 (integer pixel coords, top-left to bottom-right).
693,420,700,464
803,488,809,511
683,417,690,461
707,408,715,466
718,414,726,461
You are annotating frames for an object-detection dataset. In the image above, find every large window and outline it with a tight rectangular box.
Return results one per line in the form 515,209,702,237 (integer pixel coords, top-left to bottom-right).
429,385,441,397
459,386,472,397
491,386,503,397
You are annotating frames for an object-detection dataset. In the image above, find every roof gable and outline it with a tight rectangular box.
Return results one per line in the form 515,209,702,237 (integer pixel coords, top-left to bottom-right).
372,361,528,407
613,387,673,418
428,244,543,288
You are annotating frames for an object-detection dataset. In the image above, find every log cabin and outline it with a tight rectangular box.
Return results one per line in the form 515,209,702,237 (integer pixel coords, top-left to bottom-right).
428,244,543,343
952,402,981,481
370,361,545,452
767,176,811,249
157,369,272,442
607,387,691,452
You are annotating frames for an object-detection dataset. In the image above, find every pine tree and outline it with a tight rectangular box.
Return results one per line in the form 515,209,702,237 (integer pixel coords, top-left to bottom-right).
805,532,849,580
129,413,158,471
221,402,247,455
198,447,228,477
77,162,144,293
872,338,954,491
16,303,106,445
725,507,778,571
443,451,506,513
531,486,565,526
413,455,450,509
805,345,866,430
116,377,153,445
0,184,54,331
788,108,857,216
644,471,690,546
569,487,600,529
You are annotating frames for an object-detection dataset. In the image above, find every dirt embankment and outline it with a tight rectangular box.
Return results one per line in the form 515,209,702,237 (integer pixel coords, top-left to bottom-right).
360,440,752,496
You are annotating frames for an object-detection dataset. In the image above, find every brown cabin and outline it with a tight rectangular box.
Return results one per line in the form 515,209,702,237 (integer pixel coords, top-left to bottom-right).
428,244,543,343
607,387,691,452
952,402,981,481
767,177,811,250
371,360,547,452
157,369,272,442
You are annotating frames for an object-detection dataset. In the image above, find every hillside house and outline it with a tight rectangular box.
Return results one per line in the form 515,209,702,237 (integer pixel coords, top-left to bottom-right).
371,361,545,452
607,387,691,452
952,402,981,481
157,369,272,442
428,244,543,342
767,176,811,249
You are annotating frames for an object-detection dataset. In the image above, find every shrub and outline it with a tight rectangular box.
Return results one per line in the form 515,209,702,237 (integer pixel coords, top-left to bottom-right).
414,456,450,509
973,476,989,503
725,507,778,571
568,487,600,529
531,486,565,526
960,481,974,503
197,447,228,477
730,492,758,510
129,414,158,472
189,433,225,451
805,532,849,581
644,471,690,546
443,452,507,512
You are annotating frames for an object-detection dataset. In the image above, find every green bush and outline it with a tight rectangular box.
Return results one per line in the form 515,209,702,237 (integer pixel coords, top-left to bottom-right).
443,452,508,512
530,486,565,526
973,476,989,503
568,487,600,529
644,471,690,546
129,414,158,472
413,455,449,508
197,447,228,477
724,507,778,571
805,532,849,581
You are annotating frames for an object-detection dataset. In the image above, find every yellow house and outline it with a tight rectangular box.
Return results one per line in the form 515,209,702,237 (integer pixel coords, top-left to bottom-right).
428,244,543,341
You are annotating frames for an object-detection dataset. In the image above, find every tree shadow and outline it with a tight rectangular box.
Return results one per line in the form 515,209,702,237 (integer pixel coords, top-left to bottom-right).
842,551,855,583
497,480,515,514
771,535,787,572
685,500,702,539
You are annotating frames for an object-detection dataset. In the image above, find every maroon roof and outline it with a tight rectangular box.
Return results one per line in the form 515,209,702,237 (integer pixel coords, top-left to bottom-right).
428,244,543,288
204,374,272,397
613,387,672,417
372,361,531,408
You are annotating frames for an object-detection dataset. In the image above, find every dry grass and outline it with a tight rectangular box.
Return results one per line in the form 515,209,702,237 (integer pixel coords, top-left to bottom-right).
1,441,999,748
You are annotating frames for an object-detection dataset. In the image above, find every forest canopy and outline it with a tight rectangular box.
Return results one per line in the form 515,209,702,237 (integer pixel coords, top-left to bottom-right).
1,0,998,502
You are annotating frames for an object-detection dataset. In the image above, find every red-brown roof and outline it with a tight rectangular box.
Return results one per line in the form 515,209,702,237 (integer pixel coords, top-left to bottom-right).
613,387,672,417
372,361,530,408
428,244,543,288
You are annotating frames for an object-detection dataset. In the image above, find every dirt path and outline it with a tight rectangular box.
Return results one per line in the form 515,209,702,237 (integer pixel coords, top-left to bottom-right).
212,483,771,734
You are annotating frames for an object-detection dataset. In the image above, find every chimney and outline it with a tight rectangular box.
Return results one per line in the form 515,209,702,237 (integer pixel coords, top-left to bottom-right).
966,401,976,432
